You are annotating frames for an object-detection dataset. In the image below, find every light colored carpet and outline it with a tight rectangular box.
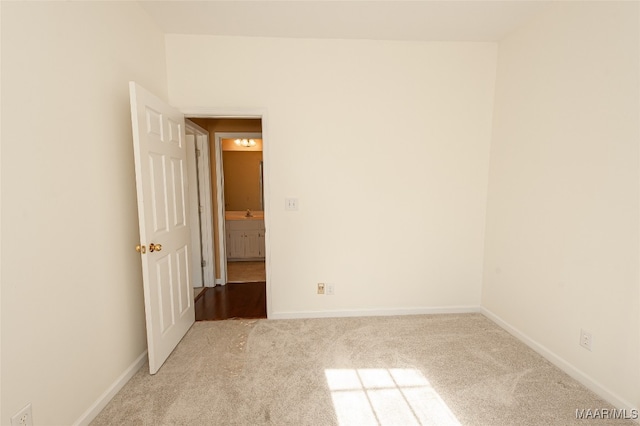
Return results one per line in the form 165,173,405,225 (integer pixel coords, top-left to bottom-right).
227,261,266,283
91,314,629,426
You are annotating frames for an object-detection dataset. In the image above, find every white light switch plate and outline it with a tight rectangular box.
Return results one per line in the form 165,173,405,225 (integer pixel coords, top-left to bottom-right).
285,198,299,211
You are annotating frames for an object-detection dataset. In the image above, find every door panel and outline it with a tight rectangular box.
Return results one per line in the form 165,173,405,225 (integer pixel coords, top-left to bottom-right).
227,230,245,259
245,230,260,258
176,244,190,313
149,153,169,233
130,82,195,374
170,157,187,227
156,255,173,334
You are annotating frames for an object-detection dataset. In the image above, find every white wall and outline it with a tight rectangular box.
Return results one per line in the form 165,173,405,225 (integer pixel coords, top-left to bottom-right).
6,2,634,423
166,36,497,317
1,2,167,424
483,2,639,409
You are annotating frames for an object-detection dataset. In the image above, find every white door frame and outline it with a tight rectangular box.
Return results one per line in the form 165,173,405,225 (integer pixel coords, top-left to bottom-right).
184,132,203,289
214,131,263,284
185,120,216,288
181,109,271,318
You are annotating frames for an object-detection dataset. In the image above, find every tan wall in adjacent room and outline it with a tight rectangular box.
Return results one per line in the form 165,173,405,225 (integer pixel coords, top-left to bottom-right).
222,151,263,211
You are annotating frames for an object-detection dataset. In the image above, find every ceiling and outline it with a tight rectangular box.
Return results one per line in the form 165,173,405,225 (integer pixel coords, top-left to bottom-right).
139,1,551,42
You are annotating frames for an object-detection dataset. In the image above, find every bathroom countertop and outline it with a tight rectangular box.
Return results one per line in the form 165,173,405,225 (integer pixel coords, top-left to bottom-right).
225,210,264,221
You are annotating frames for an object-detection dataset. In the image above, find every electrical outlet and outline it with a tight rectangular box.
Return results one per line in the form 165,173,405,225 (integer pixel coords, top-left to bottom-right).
579,329,592,351
10,403,33,426
326,284,335,295
317,283,325,295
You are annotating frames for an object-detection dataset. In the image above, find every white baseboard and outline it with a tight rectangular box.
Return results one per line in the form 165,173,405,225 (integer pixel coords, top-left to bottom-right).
481,307,638,415
269,305,480,320
72,351,147,426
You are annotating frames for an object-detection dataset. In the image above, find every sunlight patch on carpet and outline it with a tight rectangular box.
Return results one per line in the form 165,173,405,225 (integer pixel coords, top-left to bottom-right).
325,368,460,426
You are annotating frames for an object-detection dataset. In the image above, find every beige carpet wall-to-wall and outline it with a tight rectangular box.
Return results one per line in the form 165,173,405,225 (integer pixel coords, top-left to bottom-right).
91,314,633,426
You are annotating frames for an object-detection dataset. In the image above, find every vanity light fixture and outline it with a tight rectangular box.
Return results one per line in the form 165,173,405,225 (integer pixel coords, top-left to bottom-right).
234,138,257,148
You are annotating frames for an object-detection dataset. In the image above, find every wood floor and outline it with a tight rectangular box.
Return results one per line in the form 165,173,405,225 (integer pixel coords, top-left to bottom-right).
226,261,266,282
195,282,267,321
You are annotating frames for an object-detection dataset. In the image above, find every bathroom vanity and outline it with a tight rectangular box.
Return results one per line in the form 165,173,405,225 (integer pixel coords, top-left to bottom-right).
225,211,266,260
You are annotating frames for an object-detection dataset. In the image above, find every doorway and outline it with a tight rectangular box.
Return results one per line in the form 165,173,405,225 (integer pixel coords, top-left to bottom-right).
217,132,266,284
129,83,270,373
185,118,267,288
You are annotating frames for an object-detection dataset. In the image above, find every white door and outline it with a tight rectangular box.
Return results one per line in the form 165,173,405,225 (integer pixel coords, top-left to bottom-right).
129,82,195,374
186,120,216,287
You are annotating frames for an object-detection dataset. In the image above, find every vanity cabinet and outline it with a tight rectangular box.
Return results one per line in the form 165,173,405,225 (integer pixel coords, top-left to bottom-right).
226,219,265,260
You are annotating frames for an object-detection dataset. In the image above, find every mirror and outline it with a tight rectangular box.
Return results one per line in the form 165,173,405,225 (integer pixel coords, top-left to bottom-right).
222,137,263,211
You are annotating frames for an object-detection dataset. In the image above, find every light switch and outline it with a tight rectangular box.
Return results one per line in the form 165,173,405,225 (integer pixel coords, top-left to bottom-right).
285,198,299,211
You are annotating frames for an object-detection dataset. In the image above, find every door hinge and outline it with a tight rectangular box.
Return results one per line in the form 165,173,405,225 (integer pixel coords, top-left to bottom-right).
196,148,201,157
199,205,204,213
201,260,207,267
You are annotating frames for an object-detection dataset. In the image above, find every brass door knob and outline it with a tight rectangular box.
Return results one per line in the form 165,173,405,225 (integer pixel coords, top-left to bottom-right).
135,245,146,254
149,243,162,253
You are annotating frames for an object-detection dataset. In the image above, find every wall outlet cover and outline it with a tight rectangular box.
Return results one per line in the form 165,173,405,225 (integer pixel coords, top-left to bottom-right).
579,329,592,351
10,403,33,426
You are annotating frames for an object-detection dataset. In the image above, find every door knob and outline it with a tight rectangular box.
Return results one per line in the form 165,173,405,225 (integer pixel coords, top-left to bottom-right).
149,243,162,252
135,245,146,254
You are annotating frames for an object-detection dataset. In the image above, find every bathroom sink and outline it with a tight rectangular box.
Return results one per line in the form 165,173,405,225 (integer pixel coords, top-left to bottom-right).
225,211,264,221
